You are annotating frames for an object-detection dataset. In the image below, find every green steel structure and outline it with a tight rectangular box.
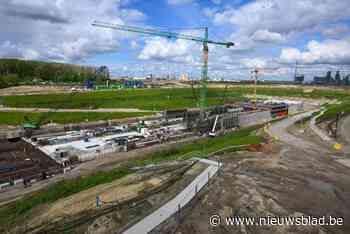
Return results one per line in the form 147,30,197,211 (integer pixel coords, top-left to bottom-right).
92,21,234,120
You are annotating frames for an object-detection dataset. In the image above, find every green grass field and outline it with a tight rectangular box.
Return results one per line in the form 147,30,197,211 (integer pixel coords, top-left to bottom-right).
0,125,262,231
133,125,263,166
0,111,153,126
317,97,350,122
2,88,243,110
3,87,349,110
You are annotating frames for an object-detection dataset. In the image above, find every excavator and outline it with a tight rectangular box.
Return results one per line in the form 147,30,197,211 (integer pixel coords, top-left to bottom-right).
22,92,77,136
23,112,51,130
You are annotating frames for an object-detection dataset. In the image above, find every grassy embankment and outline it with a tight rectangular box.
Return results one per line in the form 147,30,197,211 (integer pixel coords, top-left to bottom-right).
317,97,350,122
0,125,262,231
0,111,153,126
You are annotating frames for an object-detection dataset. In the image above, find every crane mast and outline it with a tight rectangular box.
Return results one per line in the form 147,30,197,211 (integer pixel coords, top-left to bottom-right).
251,67,279,109
92,21,234,120
200,27,209,120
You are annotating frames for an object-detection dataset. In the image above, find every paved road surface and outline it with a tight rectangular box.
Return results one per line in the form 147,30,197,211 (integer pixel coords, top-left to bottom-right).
268,111,319,150
122,159,221,234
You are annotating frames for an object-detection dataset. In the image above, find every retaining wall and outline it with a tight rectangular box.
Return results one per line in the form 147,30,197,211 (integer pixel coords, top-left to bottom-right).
238,110,272,128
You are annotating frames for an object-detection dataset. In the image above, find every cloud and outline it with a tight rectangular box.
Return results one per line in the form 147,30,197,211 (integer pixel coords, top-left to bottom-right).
1,1,69,24
251,29,285,43
240,58,267,68
279,39,350,65
0,0,146,62
138,37,198,64
213,0,350,36
322,24,350,38
202,7,218,18
130,40,139,49
167,0,194,6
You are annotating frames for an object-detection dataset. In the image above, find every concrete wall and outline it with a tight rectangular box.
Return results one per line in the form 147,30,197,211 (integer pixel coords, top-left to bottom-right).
288,103,304,114
77,144,127,162
238,111,272,128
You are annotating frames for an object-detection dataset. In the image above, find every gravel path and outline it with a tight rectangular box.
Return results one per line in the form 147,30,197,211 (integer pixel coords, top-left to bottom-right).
268,111,319,150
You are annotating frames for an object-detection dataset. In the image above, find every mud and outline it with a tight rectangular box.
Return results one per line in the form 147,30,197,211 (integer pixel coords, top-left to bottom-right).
156,142,350,234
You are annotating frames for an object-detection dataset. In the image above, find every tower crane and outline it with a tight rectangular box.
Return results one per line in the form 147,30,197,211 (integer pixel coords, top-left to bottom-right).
92,21,234,120
250,67,279,108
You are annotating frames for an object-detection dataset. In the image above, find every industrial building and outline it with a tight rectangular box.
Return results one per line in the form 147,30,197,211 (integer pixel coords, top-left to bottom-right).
313,71,350,86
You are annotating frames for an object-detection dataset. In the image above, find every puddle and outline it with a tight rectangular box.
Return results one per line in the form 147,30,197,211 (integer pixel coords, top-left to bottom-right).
306,178,334,194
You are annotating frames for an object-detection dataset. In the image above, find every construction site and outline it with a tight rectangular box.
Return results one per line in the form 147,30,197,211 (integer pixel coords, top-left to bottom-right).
2,87,350,234
0,99,302,191
1,1,350,234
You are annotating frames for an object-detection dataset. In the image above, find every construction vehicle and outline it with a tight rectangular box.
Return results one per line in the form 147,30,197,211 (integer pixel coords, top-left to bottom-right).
23,112,53,138
22,92,77,134
23,112,51,130
92,21,234,121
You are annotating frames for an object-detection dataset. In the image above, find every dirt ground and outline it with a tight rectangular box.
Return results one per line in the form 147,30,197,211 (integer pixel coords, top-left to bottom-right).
153,142,350,234
152,115,350,234
339,115,350,146
13,160,207,234
0,85,75,96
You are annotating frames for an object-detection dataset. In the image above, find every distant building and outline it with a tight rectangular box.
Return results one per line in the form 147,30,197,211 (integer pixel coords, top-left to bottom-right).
294,62,304,84
313,71,334,85
313,71,350,86
179,74,189,81
326,71,333,83
313,76,328,85
124,80,144,88
294,75,304,84
335,71,341,85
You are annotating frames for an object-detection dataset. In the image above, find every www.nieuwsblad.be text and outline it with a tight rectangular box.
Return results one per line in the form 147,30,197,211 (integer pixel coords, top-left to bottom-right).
209,215,344,227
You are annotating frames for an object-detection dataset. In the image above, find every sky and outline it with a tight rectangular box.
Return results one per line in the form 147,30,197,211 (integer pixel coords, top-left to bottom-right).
1,0,350,81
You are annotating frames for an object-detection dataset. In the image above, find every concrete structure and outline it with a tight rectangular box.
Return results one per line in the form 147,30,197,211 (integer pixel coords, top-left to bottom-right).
0,139,61,190
238,110,272,127
263,99,304,115
39,131,140,162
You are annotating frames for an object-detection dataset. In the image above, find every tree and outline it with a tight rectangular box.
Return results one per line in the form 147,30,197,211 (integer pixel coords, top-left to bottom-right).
96,66,110,81
0,74,20,88
0,58,104,87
